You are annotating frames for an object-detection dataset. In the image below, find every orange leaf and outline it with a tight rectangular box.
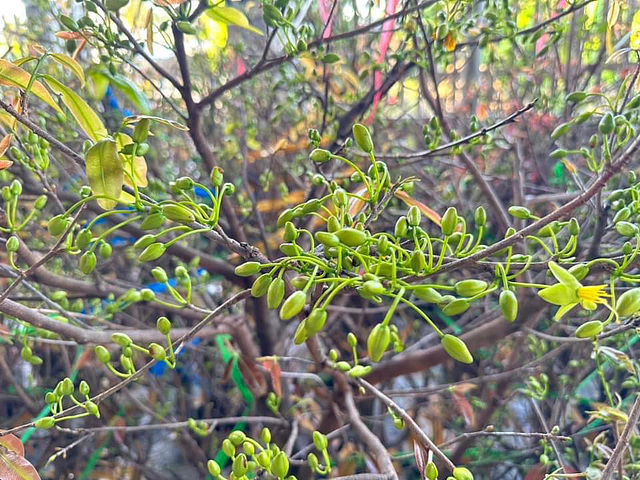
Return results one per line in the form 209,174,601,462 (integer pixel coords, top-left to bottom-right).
395,190,441,226
0,160,14,171
0,434,24,457
262,358,282,397
0,434,41,480
0,135,12,157
452,390,475,426
55,31,86,40
443,32,457,52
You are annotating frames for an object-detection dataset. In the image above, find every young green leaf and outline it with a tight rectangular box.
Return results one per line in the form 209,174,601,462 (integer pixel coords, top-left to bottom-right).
206,6,263,35
42,74,107,141
50,53,85,86
104,73,151,114
85,139,124,210
0,59,63,114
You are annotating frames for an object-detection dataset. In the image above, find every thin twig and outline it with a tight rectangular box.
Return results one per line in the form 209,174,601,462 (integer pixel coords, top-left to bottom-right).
600,394,640,480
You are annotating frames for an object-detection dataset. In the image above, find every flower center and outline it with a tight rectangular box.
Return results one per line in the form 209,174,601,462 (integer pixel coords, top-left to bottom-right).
577,285,609,304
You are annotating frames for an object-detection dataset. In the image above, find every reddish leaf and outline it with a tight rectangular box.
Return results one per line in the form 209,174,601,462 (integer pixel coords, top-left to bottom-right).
524,464,547,480
55,31,86,40
262,359,282,397
413,441,427,479
0,135,11,157
237,355,267,397
0,160,13,171
0,435,40,480
452,390,475,427
0,434,24,457
395,190,441,226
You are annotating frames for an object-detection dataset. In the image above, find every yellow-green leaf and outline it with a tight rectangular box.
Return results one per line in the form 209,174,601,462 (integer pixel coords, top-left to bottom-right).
86,139,124,210
206,6,263,35
42,74,107,142
146,9,154,55
122,115,189,131
50,53,85,86
631,10,640,50
0,59,63,114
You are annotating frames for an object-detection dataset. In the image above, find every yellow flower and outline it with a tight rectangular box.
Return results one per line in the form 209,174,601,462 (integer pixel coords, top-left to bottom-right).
538,262,610,320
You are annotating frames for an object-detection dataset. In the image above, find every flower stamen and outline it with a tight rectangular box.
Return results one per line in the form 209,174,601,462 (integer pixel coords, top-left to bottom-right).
577,285,609,304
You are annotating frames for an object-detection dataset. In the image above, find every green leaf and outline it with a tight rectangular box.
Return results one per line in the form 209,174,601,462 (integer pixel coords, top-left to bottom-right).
104,73,151,114
42,75,107,142
0,59,63,114
206,6,263,35
86,139,124,210
122,115,189,131
322,53,341,64
50,53,85,86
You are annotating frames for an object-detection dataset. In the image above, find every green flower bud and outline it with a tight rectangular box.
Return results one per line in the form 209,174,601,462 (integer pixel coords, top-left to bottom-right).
222,438,235,457
315,231,340,247
307,452,319,470
280,291,307,320
336,227,367,247
99,242,112,259
48,215,68,236
367,323,391,362
79,380,90,396
453,467,474,480
441,334,474,364
134,234,156,250
575,320,604,338
508,205,532,220
362,280,385,298
550,148,568,159
79,251,97,275
414,286,443,303
290,275,309,290
327,215,340,232
34,195,48,210
279,243,297,256
45,392,57,404
138,243,166,262
75,228,92,249
283,221,298,242
568,264,589,281
616,287,640,317
162,204,195,224
111,332,132,348
267,278,285,309
352,123,373,153
175,176,194,190
35,416,56,429
442,298,470,316
6,236,19,253
616,221,638,237
598,112,615,135
568,218,580,236
406,205,422,227
140,288,155,302
140,212,165,230
301,309,325,335
156,316,171,335
349,364,372,377
474,206,486,227
550,121,572,139
271,451,289,478
394,216,409,238
310,148,331,163
207,459,221,477
152,267,168,283
251,273,272,297
261,427,271,445
132,118,151,143
61,377,74,396
277,208,296,227
537,221,561,238
454,279,488,297
426,461,438,480
235,261,262,277
257,450,270,469
85,400,100,418
21,345,32,361
147,343,166,361
176,20,197,34
441,207,458,236
95,345,111,364
229,430,246,446
499,290,518,323
243,441,255,456
623,242,634,255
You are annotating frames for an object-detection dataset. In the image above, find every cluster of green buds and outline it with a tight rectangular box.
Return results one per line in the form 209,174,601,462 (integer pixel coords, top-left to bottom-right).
552,89,640,172
523,373,549,401
234,124,498,366
20,341,43,366
94,316,175,378
35,377,98,430
0,178,47,240
207,428,301,480
306,430,331,475
150,265,193,307
10,129,51,172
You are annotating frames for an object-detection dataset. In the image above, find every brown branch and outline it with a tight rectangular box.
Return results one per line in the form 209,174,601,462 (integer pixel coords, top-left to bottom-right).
432,132,640,277
600,394,640,480
0,348,39,413
357,378,456,473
